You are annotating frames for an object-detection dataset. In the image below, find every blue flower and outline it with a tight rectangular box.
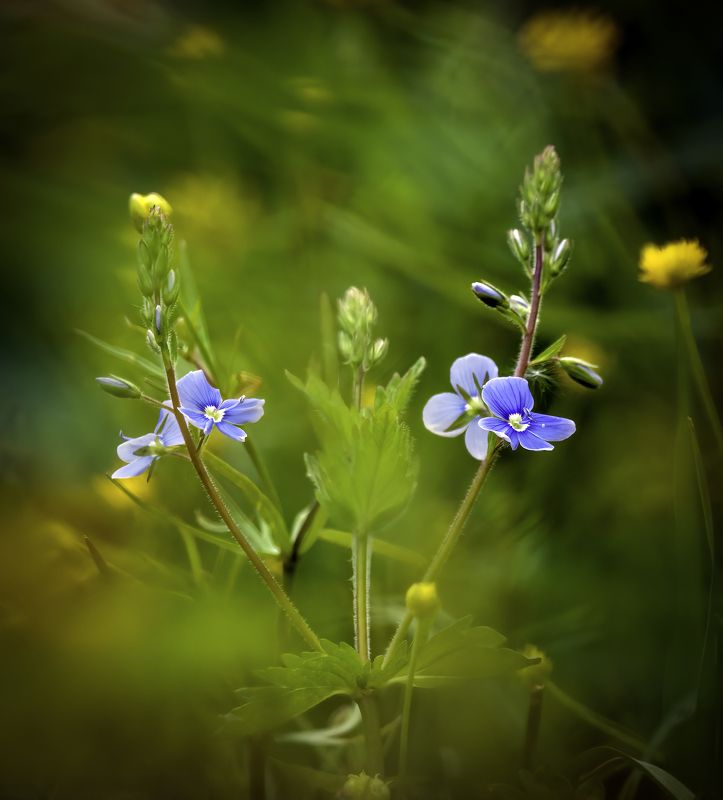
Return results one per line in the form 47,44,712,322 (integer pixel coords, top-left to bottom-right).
478,376,575,451
177,369,265,442
112,409,184,479
422,353,499,460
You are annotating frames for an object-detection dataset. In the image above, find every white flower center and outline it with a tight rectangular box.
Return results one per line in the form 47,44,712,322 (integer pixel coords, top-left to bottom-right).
466,396,486,415
508,412,529,432
204,405,225,423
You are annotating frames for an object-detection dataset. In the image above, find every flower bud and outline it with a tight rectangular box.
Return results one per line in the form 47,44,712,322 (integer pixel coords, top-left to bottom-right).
146,329,161,354
339,772,390,800
163,269,180,305
137,263,154,298
559,356,603,389
550,238,572,276
155,304,163,334
95,376,141,399
405,582,440,619
507,228,530,264
509,294,530,322
129,192,172,233
368,338,388,366
471,281,508,309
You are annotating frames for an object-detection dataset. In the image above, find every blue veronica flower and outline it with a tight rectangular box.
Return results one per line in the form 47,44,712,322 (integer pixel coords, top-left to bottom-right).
112,409,184,479
478,376,576,451
177,369,265,442
422,353,499,460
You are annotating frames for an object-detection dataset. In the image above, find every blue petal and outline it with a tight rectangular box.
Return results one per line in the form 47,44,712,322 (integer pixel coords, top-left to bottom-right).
422,392,467,437
117,432,156,463
155,409,185,447
223,397,265,425
450,354,498,399
482,377,534,419
112,455,155,479
478,416,512,443
217,421,247,442
464,417,489,460
528,412,576,442
176,370,222,413
219,398,241,413
515,429,554,451
179,406,213,434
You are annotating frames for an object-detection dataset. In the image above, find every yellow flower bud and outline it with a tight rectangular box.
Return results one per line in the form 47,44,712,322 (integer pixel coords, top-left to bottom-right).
518,644,553,688
129,192,173,233
405,582,440,619
639,239,711,290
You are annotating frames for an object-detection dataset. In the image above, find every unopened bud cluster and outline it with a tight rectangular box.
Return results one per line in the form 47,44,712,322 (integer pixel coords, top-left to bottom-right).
338,287,388,371
519,145,562,236
339,772,390,800
132,194,179,363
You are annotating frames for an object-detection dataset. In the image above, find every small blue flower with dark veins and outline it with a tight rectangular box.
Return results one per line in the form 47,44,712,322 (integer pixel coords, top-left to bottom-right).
478,376,575,451
112,409,184,479
422,353,498,460
177,369,265,442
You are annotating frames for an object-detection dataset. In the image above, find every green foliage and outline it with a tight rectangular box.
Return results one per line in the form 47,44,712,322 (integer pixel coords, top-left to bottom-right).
77,329,163,377
289,370,422,533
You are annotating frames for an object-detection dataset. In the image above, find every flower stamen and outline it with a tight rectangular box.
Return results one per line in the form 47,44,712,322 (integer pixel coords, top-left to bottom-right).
508,412,529,432
204,405,225,423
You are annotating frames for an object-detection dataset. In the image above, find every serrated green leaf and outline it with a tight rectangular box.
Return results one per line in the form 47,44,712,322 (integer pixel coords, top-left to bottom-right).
374,356,426,415
204,450,289,550
77,329,163,377
529,334,567,366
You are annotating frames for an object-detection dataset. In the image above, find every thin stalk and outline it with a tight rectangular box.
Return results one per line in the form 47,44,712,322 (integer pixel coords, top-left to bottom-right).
283,500,320,584
353,534,372,661
177,525,204,585
674,289,723,452
515,241,544,377
383,445,501,667
245,436,283,513
353,364,365,410
384,240,546,670
522,684,544,769
161,351,322,652
358,693,384,776
399,618,430,782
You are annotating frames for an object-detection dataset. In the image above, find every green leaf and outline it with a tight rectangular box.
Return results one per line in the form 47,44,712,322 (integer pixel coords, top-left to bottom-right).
227,641,366,736
529,334,567,366
204,450,289,550
374,356,426,415
77,329,163,377
290,372,418,532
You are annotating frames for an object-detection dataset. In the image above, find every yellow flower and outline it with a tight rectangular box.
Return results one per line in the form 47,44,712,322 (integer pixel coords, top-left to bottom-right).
129,192,172,232
519,10,618,73
639,239,711,290
167,25,225,60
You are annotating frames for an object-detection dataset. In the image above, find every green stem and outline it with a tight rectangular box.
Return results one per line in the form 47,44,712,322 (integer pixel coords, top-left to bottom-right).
353,365,365,410
515,241,544,377
245,436,284,513
358,693,384,776
353,534,372,661
177,525,204,585
382,444,501,668
179,298,221,387
399,618,429,782
161,351,322,652
674,289,723,452
523,684,544,769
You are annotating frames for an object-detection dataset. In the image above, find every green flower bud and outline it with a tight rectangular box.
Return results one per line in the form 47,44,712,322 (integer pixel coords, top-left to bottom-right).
368,337,388,366
559,356,603,389
405,582,440,619
340,772,390,800
550,238,572,277
509,294,530,322
163,269,180,305
137,263,154,298
95,375,141,399
518,146,563,235
507,228,530,265
146,329,161,354
129,192,172,233
338,287,377,333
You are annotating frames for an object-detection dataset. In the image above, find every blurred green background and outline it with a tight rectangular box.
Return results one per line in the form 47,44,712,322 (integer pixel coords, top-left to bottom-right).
1,1,721,797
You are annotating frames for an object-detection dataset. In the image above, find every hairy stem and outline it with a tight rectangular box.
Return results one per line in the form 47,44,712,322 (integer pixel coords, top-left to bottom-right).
399,618,429,782
382,445,501,667
162,352,322,652
353,534,372,661
515,241,544,377
674,289,723,452
522,684,544,769
358,693,384,776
